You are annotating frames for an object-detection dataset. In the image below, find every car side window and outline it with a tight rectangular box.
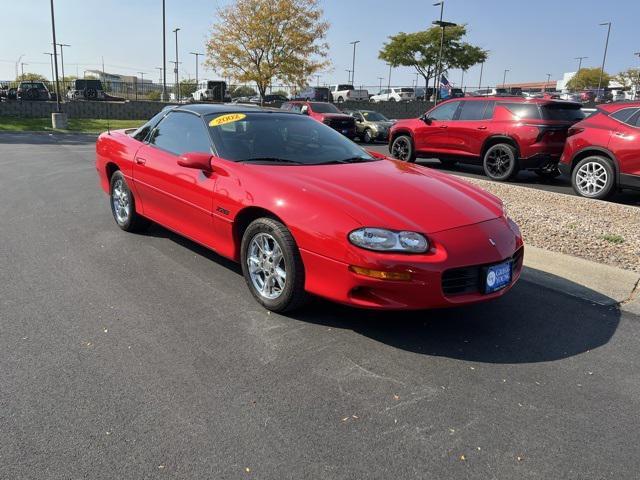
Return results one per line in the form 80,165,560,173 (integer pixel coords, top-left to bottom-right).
501,103,541,120
458,101,488,121
628,110,640,127
610,108,638,125
483,101,496,119
149,111,212,155
428,101,461,121
289,104,302,113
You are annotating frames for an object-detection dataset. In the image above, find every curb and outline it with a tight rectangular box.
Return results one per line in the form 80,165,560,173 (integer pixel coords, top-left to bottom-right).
521,245,640,315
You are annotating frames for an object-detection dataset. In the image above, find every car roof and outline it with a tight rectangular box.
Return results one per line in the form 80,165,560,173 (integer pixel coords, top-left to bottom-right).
597,101,640,113
172,103,293,115
445,96,578,105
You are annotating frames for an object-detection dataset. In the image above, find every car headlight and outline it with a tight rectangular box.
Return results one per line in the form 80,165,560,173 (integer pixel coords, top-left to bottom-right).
348,228,429,253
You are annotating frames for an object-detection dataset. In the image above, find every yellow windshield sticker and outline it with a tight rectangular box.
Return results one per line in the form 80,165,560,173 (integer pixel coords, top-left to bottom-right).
209,113,246,127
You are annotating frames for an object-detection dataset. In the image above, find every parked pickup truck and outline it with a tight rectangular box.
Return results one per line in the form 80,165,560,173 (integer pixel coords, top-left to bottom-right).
330,84,369,103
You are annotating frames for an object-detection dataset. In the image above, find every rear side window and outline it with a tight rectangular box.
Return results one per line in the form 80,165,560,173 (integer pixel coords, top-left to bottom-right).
458,101,488,121
628,110,640,127
149,111,212,155
541,103,585,121
501,103,541,120
610,108,639,125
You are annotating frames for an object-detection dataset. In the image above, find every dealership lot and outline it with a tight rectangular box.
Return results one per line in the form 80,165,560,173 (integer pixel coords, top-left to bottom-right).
1,133,640,479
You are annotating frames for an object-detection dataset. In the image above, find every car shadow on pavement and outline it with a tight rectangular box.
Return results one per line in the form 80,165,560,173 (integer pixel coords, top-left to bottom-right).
289,275,621,365
141,223,620,365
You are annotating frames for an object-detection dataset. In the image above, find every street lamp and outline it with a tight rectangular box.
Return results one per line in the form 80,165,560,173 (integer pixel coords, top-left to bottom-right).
43,53,55,86
189,52,204,84
345,69,352,83
597,22,612,94
49,0,62,118
349,40,360,84
634,52,640,100
55,43,70,86
377,76,384,92
478,61,484,91
432,17,457,104
545,73,552,91
502,69,510,87
173,28,181,101
575,56,588,72
156,67,163,84
20,62,28,77
162,0,167,101
314,74,320,87
387,63,392,94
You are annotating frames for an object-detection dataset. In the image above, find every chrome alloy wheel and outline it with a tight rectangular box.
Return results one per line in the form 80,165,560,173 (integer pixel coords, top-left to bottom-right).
111,178,130,224
575,161,608,197
247,233,286,300
391,136,411,161
485,145,514,177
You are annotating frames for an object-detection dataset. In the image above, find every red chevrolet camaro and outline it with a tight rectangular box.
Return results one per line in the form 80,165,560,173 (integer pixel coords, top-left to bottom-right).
96,104,523,312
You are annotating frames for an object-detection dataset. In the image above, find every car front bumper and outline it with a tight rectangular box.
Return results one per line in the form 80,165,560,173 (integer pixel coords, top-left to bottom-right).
300,217,524,310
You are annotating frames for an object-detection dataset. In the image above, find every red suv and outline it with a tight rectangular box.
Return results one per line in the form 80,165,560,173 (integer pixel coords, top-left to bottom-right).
559,102,640,199
281,101,356,139
389,97,585,181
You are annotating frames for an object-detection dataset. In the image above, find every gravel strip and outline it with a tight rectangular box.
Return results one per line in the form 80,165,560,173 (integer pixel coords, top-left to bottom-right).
463,178,640,273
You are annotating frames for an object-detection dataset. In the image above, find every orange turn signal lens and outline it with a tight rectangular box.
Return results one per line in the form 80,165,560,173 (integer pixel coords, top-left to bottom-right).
349,266,411,281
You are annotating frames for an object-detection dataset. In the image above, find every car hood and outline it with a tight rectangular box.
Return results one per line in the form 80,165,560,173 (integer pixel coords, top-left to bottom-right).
368,121,394,128
248,159,503,233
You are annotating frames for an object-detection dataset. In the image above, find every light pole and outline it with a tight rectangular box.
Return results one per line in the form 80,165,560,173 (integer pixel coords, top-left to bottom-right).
433,1,444,102
545,73,552,91
387,63,392,94
460,69,465,91
20,62,28,77
162,0,166,101
377,76,384,92
432,18,457,104
137,71,145,99
597,22,611,94
55,43,70,86
15,54,25,80
190,52,204,84
49,0,62,115
634,52,640,100
575,56,587,72
314,74,320,87
478,61,484,91
156,67,163,84
173,28,181,101
349,40,360,84
502,69,510,88
44,53,55,86
345,69,352,83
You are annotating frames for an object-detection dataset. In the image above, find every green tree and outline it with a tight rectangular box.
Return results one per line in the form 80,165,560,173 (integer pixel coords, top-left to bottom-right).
615,68,640,88
271,89,289,97
179,78,198,98
230,85,257,98
15,72,48,82
378,26,487,91
146,90,162,101
566,68,611,90
205,0,330,102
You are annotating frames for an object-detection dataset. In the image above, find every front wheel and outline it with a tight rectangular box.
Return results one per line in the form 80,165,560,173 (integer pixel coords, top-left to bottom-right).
363,129,373,143
390,135,415,162
483,143,519,181
571,156,615,199
241,218,307,313
109,171,150,232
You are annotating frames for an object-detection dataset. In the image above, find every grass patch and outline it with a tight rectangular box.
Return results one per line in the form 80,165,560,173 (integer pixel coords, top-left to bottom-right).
0,117,144,133
601,233,625,244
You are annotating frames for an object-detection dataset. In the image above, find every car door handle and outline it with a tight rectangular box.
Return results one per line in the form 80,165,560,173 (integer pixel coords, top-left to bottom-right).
135,157,147,165
477,126,487,130
439,125,448,129
613,132,625,137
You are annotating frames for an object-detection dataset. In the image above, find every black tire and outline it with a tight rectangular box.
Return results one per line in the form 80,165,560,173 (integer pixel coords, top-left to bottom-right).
571,155,616,200
363,128,373,143
241,217,307,313
389,97,396,102
109,171,150,232
337,96,344,103
483,143,519,181
390,135,416,162
86,88,97,100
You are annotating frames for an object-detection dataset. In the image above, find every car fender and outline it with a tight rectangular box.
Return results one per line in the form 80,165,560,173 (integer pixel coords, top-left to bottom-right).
480,134,521,158
569,145,620,180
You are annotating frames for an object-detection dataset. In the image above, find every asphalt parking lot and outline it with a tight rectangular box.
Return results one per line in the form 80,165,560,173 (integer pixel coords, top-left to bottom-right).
366,143,640,207
1,132,639,479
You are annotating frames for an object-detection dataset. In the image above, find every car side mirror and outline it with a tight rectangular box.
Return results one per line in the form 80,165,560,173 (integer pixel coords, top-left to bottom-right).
300,106,309,115
421,115,432,124
177,152,213,171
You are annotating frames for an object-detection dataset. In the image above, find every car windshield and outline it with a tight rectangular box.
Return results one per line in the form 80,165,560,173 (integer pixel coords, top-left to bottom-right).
362,111,388,121
205,112,375,165
309,102,341,113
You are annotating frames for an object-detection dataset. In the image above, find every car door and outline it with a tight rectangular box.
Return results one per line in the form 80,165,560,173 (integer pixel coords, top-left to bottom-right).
133,111,218,246
447,100,493,159
608,108,640,177
413,101,461,155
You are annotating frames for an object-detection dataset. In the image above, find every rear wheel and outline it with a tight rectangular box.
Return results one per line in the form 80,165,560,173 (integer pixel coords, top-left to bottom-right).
241,218,307,313
363,128,373,143
483,143,519,181
390,135,415,162
109,171,150,232
572,156,615,199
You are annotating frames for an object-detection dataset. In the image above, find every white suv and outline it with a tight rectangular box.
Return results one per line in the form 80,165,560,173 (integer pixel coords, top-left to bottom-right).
370,87,415,102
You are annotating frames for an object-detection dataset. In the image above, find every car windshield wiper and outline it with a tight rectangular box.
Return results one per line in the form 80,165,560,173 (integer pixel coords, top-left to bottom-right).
315,156,374,165
238,157,304,165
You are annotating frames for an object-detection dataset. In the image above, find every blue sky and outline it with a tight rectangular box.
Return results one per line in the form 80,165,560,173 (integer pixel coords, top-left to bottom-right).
1,0,638,89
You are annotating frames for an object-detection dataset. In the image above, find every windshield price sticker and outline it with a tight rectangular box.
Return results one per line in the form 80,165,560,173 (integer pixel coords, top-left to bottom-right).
209,113,247,127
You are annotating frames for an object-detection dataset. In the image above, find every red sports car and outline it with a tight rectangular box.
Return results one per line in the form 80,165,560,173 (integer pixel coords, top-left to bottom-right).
96,105,523,312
